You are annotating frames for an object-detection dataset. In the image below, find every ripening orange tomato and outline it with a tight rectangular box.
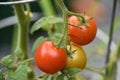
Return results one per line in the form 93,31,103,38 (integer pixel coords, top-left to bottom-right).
65,44,87,70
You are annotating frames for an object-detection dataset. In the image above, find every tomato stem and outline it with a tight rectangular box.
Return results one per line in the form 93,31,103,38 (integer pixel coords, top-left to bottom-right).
13,4,29,59
85,66,105,77
61,70,70,78
55,0,87,48
21,58,35,64
55,0,68,11
39,0,55,16
12,2,36,80
63,12,69,48
67,11,86,23
105,0,118,80
55,0,69,48
12,2,32,60
42,74,49,80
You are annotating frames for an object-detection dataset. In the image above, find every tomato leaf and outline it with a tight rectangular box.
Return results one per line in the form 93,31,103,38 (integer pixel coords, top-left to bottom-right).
56,74,65,80
30,16,63,34
67,68,81,76
0,55,12,67
68,77,75,80
50,33,63,44
14,64,28,80
4,64,28,80
32,36,48,53
14,48,23,59
5,70,16,80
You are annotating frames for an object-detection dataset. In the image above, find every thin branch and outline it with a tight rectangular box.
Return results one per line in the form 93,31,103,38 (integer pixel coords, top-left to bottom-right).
85,66,105,77
105,0,117,75
0,0,37,5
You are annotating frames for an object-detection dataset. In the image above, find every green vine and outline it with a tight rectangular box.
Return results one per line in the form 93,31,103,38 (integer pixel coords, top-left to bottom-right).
13,4,30,59
12,2,36,80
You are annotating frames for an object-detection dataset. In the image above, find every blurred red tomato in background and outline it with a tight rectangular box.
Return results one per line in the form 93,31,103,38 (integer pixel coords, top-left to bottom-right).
69,0,106,22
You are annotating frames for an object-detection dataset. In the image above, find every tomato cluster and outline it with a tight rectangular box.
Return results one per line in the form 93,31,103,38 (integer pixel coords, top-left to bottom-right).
34,14,97,74
65,14,97,71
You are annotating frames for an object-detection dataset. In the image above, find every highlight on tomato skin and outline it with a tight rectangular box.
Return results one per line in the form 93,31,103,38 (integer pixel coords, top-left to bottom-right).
68,15,97,45
34,41,67,74
65,44,87,70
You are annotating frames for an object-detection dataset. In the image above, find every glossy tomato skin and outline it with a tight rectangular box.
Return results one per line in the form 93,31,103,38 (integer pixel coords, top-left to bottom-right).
65,44,87,70
68,15,97,45
35,41,67,74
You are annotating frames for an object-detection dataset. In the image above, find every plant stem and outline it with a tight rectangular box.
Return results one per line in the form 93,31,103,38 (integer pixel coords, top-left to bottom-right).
55,0,86,47
55,0,69,47
39,0,55,16
38,0,57,44
56,11,68,47
12,3,36,80
63,12,69,47
13,4,30,59
117,42,120,58
21,58,35,64
85,66,105,77
67,11,85,23
106,0,117,67
105,0,117,80
55,0,68,11
11,25,18,53
61,70,70,79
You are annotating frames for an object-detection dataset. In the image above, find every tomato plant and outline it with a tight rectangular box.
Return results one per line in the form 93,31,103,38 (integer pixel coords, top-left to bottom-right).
34,41,67,74
65,44,87,70
1,0,118,80
68,15,97,45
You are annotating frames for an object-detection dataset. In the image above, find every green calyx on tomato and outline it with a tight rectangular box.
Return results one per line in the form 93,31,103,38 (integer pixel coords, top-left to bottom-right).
34,41,67,74
68,15,97,45
65,44,87,70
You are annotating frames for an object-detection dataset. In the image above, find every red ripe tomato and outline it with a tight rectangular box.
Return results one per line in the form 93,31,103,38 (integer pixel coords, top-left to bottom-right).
34,41,67,74
68,15,97,45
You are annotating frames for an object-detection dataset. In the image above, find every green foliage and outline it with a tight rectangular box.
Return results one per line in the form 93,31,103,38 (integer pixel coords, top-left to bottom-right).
50,33,63,45
32,36,48,53
0,55,12,67
113,14,120,33
14,64,28,80
14,48,23,59
39,0,55,16
4,64,28,80
0,70,3,80
66,68,81,76
30,16,63,34
56,74,65,80
69,77,75,80
5,70,16,80
117,42,120,59
1,0,120,79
